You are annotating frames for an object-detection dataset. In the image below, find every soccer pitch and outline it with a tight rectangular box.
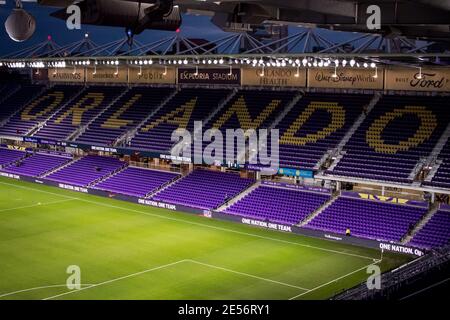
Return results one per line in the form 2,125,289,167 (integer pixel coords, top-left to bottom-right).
0,177,412,300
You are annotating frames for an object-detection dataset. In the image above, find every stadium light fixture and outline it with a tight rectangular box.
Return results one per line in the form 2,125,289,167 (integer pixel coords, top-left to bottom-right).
350,59,356,67
163,66,167,76
302,58,308,67
259,65,265,77
93,64,97,75
138,66,142,76
194,66,199,76
114,66,119,76
295,66,300,78
72,66,76,75
372,67,378,79
332,66,338,78
417,67,423,79
228,65,232,76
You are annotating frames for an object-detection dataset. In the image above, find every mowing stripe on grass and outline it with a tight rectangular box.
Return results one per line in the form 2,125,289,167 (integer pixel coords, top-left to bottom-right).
288,259,382,300
42,260,188,300
0,180,377,261
42,259,307,300
0,199,77,214
0,284,95,299
186,259,310,291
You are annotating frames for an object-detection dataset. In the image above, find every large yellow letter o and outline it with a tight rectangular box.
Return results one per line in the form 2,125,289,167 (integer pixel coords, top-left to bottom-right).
366,106,437,154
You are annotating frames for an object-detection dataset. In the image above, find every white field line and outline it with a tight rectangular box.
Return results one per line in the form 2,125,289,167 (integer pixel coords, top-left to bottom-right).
0,180,377,261
288,259,382,300
41,259,307,300
0,181,78,200
186,259,310,291
0,199,77,213
42,260,188,300
0,284,95,299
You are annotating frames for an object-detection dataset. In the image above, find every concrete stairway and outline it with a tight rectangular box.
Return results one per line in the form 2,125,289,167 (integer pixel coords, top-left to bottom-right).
299,193,339,227
30,85,88,137
115,88,179,147
216,180,261,212
39,156,81,178
402,205,438,245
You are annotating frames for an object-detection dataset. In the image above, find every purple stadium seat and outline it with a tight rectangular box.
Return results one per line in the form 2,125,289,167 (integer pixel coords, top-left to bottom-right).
305,197,427,242
153,169,254,210
225,185,331,225
329,95,450,183
1,152,72,177
76,87,174,146
46,155,125,187
93,167,180,198
409,209,450,249
0,148,26,167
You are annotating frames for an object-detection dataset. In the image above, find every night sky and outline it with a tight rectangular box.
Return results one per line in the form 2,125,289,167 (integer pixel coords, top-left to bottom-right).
0,1,228,56
0,1,361,57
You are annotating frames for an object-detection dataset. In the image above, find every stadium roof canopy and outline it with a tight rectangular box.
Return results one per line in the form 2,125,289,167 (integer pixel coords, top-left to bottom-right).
1,28,450,70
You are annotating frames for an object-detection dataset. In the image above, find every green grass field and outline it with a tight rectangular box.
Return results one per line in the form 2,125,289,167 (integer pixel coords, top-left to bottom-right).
0,176,412,300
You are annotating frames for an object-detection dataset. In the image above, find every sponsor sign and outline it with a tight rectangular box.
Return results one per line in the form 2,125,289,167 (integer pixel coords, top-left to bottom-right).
91,145,118,153
6,145,26,151
308,68,383,89
178,68,241,85
262,180,331,194
385,67,450,92
278,167,314,178
242,67,306,87
49,68,85,82
203,210,212,218
86,67,127,83
341,191,428,207
32,68,49,81
160,154,192,163
129,67,176,84
241,217,292,232
58,183,88,193
379,242,424,256
0,172,20,179
138,198,177,211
